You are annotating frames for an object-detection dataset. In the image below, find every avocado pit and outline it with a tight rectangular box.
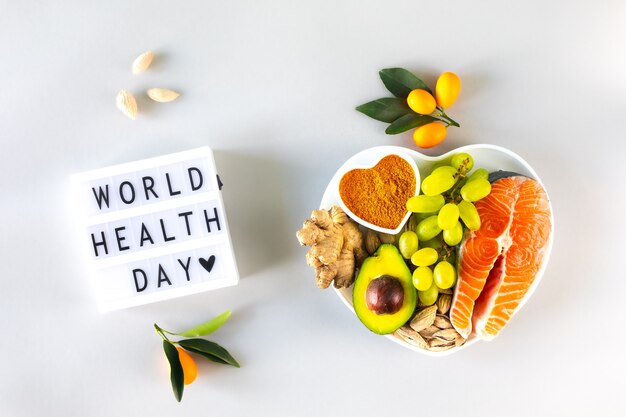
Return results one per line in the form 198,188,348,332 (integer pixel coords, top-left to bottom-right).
365,275,404,315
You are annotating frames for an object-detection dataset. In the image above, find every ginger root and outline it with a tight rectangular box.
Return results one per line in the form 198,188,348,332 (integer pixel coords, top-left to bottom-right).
296,206,366,289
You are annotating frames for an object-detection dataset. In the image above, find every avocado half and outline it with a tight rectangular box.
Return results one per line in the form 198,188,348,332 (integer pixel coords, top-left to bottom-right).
353,244,417,335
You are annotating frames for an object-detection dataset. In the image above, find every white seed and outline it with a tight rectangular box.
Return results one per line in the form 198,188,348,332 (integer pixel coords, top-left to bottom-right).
147,88,180,103
116,90,137,120
132,51,155,74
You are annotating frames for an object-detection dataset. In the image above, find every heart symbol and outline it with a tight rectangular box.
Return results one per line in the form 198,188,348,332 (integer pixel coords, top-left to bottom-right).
199,255,216,273
338,154,417,231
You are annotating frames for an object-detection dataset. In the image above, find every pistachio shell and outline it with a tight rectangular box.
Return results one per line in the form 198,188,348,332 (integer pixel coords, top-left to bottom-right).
409,305,437,332
432,328,459,342
429,337,455,348
420,324,441,338
434,315,453,329
427,344,456,352
395,326,428,349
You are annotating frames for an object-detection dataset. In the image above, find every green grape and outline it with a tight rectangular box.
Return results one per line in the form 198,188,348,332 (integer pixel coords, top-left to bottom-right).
421,174,456,196
418,282,439,306
458,200,481,231
443,221,464,246
411,247,439,266
433,261,457,289
412,266,434,291
412,212,432,225
467,168,489,183
420,236,444,250
421,166,457,196
406,194,445,213
437,203,459,230
430,157,453,171
431,166,457,177
398,231,418,259
461,178,492,202
450,153,474,173
416,215,442,241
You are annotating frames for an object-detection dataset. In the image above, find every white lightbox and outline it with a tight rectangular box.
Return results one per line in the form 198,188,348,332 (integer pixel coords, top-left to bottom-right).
71,147,239,312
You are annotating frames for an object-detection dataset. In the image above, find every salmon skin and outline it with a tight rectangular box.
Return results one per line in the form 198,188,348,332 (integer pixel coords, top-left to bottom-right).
488,170,529,183
450,174,551,340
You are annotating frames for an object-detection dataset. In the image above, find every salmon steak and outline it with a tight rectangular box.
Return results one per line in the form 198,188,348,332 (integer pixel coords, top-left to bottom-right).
450,174,552,340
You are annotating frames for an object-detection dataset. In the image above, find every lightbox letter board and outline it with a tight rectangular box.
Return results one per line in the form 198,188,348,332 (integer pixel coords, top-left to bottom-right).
71,147,239,312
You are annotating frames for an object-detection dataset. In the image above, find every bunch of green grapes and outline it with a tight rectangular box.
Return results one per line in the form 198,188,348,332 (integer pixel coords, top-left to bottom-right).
398,153,492,306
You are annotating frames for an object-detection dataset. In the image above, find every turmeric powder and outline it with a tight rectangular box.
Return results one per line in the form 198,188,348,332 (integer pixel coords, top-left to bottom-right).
339,155,415,230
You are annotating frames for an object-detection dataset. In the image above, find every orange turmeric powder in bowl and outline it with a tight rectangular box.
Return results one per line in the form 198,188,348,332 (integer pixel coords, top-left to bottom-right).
337,153,419,234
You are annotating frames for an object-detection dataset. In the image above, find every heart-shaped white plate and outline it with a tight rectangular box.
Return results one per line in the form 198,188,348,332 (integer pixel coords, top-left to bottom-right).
320,144,554,356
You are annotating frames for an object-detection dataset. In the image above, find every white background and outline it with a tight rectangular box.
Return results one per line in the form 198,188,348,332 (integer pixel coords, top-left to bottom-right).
1,1,625,416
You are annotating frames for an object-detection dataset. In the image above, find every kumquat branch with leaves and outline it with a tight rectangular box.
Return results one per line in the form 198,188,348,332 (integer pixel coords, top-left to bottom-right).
356,68,461,148
154,310,240,402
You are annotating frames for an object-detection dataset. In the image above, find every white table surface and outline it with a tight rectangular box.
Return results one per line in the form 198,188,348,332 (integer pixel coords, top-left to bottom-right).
1,1,625,416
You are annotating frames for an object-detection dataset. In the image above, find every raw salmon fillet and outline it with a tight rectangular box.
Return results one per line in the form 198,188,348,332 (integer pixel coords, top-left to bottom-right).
450,175,551,340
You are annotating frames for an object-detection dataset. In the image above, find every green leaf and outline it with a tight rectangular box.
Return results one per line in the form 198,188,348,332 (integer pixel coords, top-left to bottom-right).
178,338,240,368
355,97,411,123
379,68,432,98
163,340,184,402
174,310,232,337
385,114,437,135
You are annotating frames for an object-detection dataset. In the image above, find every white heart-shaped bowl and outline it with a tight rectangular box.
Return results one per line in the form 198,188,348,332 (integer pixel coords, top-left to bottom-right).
335,150,420,235
320,144,554,356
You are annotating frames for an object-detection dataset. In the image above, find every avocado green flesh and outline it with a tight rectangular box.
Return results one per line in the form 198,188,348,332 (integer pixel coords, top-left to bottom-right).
353,244,417,334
